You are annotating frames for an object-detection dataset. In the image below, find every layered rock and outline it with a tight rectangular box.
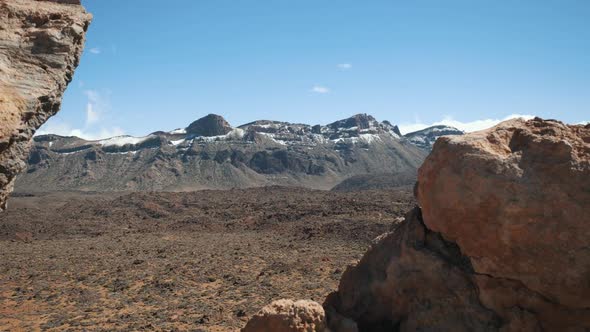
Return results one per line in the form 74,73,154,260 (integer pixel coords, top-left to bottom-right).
242,299,328,332
0,0,91,210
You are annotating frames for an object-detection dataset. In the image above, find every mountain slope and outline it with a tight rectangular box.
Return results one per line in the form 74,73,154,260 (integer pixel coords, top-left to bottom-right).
16,114,427,192
331,171,417,192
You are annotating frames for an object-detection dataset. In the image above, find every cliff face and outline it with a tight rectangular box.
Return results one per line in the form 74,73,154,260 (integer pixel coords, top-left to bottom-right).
0,0,91,210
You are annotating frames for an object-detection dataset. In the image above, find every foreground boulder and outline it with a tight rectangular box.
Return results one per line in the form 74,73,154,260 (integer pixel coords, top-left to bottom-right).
242,299,328,332
321,118,590,331
0,0,91,210
418,118,590,329
324,207,501,331
244,118,590,331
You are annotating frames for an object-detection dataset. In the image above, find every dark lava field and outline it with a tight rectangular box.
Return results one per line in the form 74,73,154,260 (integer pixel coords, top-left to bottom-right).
0,187,414,331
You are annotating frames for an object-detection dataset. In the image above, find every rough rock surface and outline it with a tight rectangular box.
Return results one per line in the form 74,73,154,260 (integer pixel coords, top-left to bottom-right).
322,118,590,331
418,118,590,330
186,113,233,137
242,299,328,332
0,0,91,210
324,207,501,331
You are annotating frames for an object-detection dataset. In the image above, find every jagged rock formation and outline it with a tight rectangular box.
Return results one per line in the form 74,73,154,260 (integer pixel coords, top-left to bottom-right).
242,299,328,332
15,114,426,192
403,125,464,150
246,118,590,331
324,118,590,331
0,0,91,210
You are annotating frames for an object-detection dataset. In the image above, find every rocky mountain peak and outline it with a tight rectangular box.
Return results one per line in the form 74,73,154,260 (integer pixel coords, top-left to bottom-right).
382,120,402,137
327,113,377,130
320,113,401,140
186,114,233,137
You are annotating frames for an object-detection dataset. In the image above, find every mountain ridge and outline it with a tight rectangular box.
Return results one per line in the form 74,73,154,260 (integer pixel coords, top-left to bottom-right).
17,113,457,192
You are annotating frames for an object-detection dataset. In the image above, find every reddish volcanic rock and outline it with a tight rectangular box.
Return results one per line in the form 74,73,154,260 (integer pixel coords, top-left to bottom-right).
417,117,590,329
324,208,501,331
320,118,590,331
242,299,328,332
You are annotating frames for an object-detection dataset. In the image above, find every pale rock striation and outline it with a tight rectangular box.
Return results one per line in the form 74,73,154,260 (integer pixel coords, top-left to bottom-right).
0,0,91,210
242,299,329,332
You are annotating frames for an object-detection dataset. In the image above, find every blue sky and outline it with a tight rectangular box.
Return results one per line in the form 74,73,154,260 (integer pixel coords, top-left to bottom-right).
39,0,590,139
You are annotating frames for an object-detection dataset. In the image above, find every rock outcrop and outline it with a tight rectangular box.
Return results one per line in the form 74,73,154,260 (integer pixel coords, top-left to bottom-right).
242,299,328,332
417,117,590,330
0,0,91,210
186,113,233,137
246,118,590,331
324,118,590,331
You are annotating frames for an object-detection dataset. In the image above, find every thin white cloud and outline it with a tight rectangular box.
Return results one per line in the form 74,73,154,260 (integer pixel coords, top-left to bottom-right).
35,89,121,140
337,63,352,70
36,119,125,141
398,114,536,135
311,85,330,94
86,103,99,125
83,90,109,126
85,89,101,103
89,47,101,54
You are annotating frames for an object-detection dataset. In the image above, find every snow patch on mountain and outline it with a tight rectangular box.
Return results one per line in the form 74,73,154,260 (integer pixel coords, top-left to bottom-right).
99,135,152,147
404,125,464,150
169,128,186,135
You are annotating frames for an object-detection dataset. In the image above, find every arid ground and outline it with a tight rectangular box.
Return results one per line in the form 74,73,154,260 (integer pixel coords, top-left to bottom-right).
0,187,414,331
